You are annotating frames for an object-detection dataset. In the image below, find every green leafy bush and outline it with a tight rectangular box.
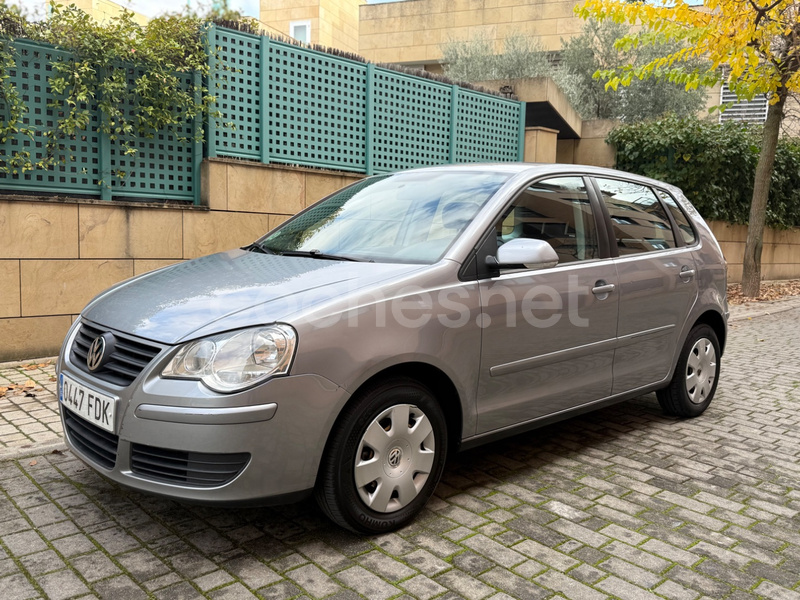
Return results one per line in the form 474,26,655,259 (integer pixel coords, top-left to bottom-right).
608,115,800,228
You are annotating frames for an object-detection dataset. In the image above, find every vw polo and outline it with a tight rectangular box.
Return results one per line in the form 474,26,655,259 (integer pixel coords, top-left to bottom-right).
58,164,727,533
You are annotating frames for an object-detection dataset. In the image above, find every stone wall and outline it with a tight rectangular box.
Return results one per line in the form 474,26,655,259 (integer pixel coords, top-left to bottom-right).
708,222,800,284
0,160,361,362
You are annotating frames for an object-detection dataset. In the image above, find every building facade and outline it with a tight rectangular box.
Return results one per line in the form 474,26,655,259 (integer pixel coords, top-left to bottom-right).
356,0,582,69
260,0,362,53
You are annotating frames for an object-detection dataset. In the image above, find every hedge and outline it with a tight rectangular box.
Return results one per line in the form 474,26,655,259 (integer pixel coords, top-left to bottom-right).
607,115,800,228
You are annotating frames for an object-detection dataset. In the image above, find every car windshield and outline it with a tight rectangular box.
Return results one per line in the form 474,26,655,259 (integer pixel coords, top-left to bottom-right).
258,170,511,264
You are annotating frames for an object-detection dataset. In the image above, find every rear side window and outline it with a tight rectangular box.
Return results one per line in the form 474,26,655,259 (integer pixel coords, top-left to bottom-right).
594,177,677,255
656,190,697,245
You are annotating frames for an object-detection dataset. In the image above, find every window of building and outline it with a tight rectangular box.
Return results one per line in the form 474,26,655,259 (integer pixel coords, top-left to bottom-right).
290,20,311,44
718,81,768,124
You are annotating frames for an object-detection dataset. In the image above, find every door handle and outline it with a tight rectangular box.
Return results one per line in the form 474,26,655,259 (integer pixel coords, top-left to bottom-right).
592,281,615,298
679,267,695,282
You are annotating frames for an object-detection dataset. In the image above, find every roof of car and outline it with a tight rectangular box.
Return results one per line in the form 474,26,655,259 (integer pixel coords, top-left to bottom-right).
405,162,684,196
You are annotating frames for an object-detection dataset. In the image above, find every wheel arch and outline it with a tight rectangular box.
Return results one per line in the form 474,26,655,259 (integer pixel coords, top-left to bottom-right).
693,309,727,354
316,362,464,479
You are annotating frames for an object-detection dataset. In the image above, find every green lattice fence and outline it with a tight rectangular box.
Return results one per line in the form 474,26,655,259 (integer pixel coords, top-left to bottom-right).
207,25,525,174
0,27,524,203
0,39,200,203
0,40,101,196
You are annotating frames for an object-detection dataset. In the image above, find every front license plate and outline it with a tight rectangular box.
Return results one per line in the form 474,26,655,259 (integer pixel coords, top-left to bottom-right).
59,374,116,433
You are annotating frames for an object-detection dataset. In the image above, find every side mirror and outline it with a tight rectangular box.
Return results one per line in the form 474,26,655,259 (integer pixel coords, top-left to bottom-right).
488,238,559,270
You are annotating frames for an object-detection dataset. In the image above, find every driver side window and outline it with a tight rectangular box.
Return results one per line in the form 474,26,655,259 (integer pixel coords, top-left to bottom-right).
497,177,599,264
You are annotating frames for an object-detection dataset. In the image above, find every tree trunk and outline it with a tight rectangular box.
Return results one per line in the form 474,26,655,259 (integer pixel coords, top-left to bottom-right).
740,94,786,298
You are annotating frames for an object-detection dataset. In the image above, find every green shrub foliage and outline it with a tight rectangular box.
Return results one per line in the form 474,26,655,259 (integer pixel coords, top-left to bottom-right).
608,115,800,228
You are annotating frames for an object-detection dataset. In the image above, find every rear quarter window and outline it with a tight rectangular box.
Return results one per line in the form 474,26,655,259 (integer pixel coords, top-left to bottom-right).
656,189,698,245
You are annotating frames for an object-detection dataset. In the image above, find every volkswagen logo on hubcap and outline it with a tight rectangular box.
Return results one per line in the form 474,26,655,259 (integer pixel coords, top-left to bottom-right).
387,447,403,468
87,336,106,371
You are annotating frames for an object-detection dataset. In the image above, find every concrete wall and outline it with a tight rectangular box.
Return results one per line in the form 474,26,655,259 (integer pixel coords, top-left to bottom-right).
358,0,583,65
557,119,617,167
524,127,559,163
0,160,361,362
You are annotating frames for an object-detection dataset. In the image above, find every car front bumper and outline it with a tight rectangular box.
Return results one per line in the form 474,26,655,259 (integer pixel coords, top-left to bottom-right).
57,320,350,505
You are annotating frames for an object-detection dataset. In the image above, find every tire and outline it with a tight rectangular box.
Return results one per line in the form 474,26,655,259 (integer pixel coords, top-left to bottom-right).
657,324,720,418
315,377,448,534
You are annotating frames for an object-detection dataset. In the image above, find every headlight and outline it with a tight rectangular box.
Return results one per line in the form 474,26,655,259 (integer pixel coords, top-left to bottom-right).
161,325,297,392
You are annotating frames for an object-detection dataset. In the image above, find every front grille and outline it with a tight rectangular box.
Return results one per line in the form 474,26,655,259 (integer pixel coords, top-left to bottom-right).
130,444,250,488
63,410,119,470
71,322,161,387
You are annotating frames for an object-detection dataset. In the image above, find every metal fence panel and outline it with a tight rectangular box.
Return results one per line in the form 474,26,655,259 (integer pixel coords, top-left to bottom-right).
209,26,525,174
266,39,368,172
455,89,524,164
0,40,101,196
371,68,452,173
0,39,199,203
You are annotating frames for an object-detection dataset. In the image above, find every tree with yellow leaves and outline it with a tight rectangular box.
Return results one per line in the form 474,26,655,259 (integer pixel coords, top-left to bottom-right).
577,0,800,297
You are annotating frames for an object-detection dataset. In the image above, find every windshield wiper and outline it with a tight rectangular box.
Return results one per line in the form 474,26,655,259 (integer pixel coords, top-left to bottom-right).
279,249,369,262
241,242,274,254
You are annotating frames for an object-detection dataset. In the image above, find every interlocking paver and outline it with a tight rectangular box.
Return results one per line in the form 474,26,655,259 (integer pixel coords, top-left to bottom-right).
285,563,341,597
400,573,447,600
2,304,800,598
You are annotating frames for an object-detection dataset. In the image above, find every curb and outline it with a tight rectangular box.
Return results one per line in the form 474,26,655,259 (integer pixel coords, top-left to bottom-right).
0,356,57,370
0,441,68,462
729,295,800,323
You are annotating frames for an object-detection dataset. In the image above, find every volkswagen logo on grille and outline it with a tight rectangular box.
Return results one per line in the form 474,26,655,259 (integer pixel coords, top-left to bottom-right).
87,336,106,371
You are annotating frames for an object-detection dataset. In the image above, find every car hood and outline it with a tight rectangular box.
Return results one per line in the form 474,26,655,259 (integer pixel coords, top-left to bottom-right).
82,250,425,344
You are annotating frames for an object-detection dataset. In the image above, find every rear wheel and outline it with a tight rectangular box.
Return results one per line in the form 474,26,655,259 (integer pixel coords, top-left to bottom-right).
315,378,448,534
657,324,720,417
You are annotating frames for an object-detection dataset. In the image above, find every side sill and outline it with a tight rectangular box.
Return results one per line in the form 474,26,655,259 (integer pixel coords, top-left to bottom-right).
459,381,667,452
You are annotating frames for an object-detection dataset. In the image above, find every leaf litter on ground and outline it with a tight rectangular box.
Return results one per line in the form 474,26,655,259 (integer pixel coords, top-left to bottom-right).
727,279,800,305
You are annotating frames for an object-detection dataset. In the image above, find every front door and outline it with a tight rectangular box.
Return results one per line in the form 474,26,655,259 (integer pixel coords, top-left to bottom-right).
476,176,619,435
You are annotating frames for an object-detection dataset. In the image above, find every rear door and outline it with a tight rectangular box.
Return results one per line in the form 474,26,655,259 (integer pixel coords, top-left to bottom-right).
591,177,699,394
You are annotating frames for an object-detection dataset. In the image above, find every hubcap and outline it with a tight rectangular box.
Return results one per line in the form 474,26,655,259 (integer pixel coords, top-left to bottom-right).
685,337,717,404
354,404,436,513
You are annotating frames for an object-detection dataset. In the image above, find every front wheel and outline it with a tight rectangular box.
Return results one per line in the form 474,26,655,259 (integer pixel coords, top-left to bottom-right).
657,324,720,417
315,378,448,534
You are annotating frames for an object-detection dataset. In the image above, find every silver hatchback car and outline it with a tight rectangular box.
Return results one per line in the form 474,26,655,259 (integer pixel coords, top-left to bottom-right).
57,164,727,533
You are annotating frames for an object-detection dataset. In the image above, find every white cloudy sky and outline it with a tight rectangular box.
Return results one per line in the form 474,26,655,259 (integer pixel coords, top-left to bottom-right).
18,0,399,19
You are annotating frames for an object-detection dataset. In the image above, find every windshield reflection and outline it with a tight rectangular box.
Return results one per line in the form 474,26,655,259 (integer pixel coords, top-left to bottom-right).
259,171,510,264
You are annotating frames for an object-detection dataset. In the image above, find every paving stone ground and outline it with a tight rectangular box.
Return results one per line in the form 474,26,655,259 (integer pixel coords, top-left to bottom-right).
0,363,61,456
1,303,799,599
